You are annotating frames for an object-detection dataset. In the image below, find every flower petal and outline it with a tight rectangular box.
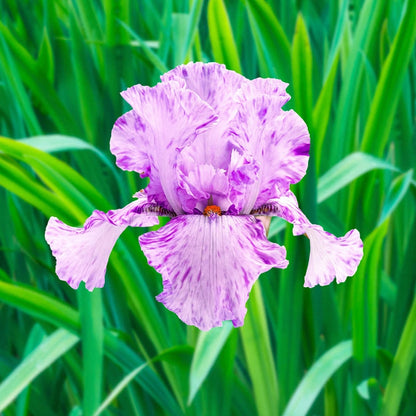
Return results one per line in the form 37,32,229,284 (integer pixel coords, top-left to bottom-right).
227,96,310,213
162,63,247,172
266,191,363,287
177,161,230,213
161,62,245,114
45,195,161,291
139,215,288,331
236,77,291,106
111,80,218,213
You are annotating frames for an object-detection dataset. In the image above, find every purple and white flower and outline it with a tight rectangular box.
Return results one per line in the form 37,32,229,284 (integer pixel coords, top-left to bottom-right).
45,62,363,331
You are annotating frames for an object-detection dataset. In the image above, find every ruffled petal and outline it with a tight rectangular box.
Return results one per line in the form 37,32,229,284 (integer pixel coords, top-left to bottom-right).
265,191,363,287
227,96,310,213
236,77,290,107
161,62,245,114
162,63,247,172
45,194,161,291
110,110,151,177
177,160,230,213
139,215,288,331
111,80,218,213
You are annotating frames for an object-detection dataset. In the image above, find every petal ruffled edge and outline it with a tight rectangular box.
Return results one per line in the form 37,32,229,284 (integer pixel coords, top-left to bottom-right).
139,214,288,330
256,191,363,287
112,79,218,214
226,95,310,213
45,194,162,291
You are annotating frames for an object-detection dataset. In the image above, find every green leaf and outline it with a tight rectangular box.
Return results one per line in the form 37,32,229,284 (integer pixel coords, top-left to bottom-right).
313,52,339,170
378,170,413,226
0,278,183,416
119,21,169,75
79,289,103,416
361,0,416,155
291,13,313,124
95,346,192,416
188,321,233,404
245,0,291,79
380,293,416,416
207,0,242,73
317,153,399,204
0,329,80,412
240,283,279,415
282,340,353,416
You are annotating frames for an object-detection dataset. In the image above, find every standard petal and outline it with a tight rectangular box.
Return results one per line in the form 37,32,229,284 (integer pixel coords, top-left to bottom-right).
236,77,291,107
227,95,310,213
111,80,218,213
110,110,151,176
45,195,161,291
264,191,363,287
139,215,288,331
162,63,247,171
161,62,246,113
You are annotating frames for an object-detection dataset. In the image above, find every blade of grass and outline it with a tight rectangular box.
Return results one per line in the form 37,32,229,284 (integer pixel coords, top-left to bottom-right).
188,321,233,404
291,13,313,124
240,282,279,415
380,288,416,416
0,329,80,412
207,0,241,73
282,340,353,416
245,0,291,79
78,288,103,416
361,0,416,156
0,278,183,416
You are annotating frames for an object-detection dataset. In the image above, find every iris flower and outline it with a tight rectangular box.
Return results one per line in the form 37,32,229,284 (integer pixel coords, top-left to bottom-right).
45,62,363,331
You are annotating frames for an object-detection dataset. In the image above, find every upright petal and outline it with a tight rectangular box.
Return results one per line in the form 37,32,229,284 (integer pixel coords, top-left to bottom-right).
176,160,231,213
227,96,310,213
236,77,290,107
161,62,245,113
265,191,363,287
139,215,288,331
162,63,247,171
111,80,217,213
45,194,162,291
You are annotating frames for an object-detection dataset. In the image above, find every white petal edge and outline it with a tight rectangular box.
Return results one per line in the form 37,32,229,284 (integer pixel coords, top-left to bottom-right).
45,196,160,291
264,191,363,287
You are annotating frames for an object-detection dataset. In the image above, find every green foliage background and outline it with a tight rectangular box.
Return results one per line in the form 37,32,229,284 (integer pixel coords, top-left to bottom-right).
0,0,415,415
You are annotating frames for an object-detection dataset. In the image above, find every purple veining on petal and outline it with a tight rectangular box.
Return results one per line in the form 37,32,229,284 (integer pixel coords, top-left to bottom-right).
139,215,288,330
266,190,363,287
161,62,246,113
111,80,218,214
45,194,159,291
227,95,310,213
235,77,291,107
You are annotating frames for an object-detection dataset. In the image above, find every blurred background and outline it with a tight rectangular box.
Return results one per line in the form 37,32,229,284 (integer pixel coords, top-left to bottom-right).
0,0,415,415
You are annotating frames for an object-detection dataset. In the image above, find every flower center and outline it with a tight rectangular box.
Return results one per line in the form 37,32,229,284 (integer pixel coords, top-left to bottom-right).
203,205,222,217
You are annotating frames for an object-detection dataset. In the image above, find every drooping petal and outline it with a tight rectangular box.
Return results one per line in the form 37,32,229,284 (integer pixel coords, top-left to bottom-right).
262,191,363,287
139,214,288,331
227,95,310,213
45,194,162,291
300,226,363,287
111,80,217,213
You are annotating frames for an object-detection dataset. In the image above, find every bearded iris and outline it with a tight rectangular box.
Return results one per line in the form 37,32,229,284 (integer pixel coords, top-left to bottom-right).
45,62,363,331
